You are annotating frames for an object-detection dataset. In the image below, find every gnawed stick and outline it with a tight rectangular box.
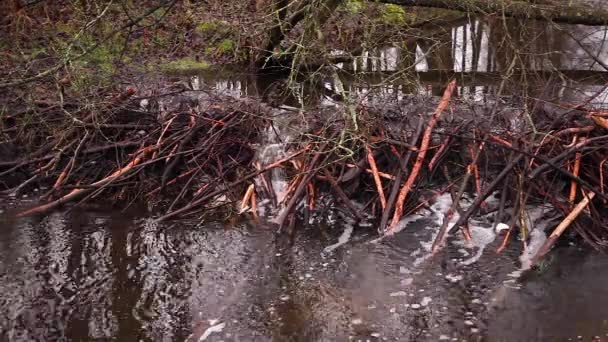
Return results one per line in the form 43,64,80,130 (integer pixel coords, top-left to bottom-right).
428,136,451,172
468,142,485,199
250,190,258,219
147,168,198,196
339,150,378,183
307,182,315,210
16,145,158,217
157,148,307,222
241,184,255,212
494,174,513,253
345,163,395,180
276,141,331,231
569,150,582,207
45,131,90,198
386,80,456,234
378,119,424,234
531,192,596,265
367,145,387,209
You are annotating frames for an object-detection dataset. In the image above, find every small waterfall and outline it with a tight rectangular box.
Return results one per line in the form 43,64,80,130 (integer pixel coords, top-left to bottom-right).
254,116,293,217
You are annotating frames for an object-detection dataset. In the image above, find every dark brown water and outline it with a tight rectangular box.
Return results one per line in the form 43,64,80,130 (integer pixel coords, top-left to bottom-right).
2,198,608,342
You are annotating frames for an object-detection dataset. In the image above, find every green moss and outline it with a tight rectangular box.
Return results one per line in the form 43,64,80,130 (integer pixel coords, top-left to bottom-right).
217,39,235,54
152,7,168,18
160,57,210,72
345,0,364,14
195,20,221,34
380,4,407,25
86,44,117,74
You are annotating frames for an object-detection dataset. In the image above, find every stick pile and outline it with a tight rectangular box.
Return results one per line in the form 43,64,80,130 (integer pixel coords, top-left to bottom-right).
3,80,607,263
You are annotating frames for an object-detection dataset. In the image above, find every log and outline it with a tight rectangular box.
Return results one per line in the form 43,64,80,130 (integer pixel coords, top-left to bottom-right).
386,79,456,234
531,192,596,265
372,0,608,26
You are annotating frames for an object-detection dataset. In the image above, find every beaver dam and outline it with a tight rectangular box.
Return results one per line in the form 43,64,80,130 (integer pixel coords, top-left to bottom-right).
2,1,608,341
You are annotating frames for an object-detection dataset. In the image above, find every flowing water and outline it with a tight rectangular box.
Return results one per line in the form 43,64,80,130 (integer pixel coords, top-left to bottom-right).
3,12,608,342
1,197,608,341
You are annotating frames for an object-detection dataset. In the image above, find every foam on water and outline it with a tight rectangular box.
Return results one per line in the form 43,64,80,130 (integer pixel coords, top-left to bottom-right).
388,192,553,274
323,224,354,253
456,222,497,266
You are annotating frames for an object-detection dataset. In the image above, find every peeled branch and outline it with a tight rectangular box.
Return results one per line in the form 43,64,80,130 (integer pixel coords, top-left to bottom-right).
531,192,596,265
386,79,456,234
17,145,158,217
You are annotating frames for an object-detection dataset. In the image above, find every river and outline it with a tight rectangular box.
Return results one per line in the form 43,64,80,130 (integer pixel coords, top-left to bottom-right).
1,198,608,341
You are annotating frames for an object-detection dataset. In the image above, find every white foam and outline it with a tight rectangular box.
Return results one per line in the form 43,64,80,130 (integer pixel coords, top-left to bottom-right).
445,274,463,283
324,224,354,253
508,227,547,278
507,206,552,279
197,321,225,341
495,222,510,232
457,222,497,266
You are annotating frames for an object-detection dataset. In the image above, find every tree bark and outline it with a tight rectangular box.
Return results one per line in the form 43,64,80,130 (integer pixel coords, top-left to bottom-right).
257,0,344,69
372,0,608,26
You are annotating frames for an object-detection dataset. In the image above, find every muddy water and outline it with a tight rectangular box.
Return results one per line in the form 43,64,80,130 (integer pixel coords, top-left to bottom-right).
1,198,608,342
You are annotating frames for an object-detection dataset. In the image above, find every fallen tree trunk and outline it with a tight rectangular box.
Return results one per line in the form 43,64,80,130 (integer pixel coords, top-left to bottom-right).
372,0,608,26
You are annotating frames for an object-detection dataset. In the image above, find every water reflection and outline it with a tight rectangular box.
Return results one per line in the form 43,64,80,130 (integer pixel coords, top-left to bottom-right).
192,18,608,109
2,207,608,341
0,210,276,341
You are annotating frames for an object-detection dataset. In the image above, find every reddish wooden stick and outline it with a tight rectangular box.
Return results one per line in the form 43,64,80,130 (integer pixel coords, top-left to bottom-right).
569,151,582,207
386,80,456,234
367,145,387,209
17,145,158,217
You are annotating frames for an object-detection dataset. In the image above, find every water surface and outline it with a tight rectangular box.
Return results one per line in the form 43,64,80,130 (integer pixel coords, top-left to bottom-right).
1,200,607,341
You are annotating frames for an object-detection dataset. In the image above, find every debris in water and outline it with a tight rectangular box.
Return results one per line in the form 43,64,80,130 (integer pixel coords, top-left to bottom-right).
445,274,463,283
420,296,432,306
351,318,363,325
324,224,354,253
399,266,411,274
198,321,225,341
401,278,413,286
